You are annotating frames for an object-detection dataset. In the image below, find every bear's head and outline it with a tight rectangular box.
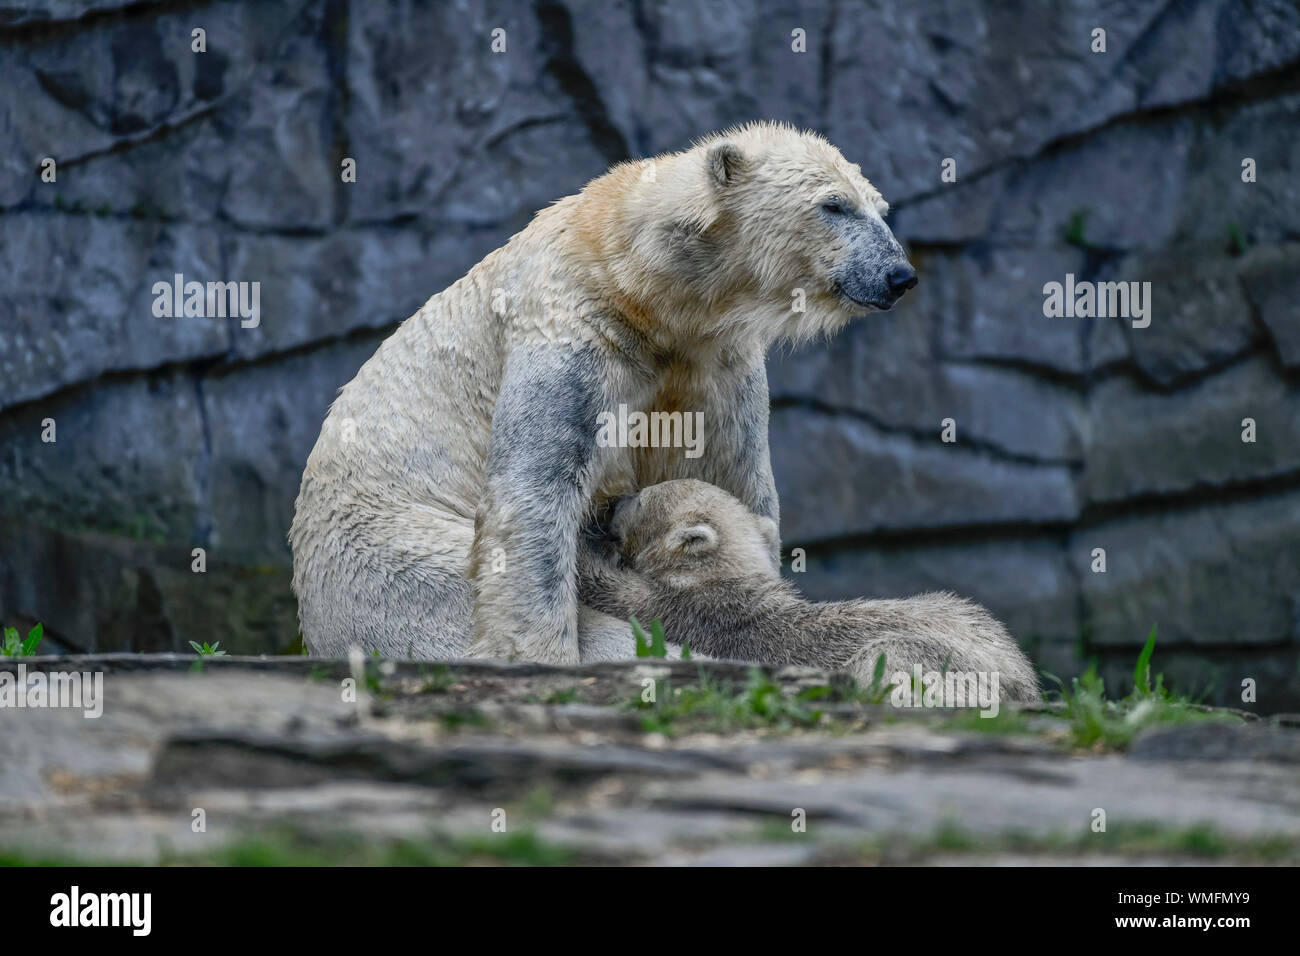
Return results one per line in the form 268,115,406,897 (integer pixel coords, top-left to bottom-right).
596,122,916,344
604,479,780,589
702,124,914,326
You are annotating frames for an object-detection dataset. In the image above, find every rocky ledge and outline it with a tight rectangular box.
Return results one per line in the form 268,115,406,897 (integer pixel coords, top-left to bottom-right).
1,655,1296,866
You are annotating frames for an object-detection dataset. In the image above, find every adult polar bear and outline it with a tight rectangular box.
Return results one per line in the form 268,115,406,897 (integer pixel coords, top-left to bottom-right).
290,122,916,662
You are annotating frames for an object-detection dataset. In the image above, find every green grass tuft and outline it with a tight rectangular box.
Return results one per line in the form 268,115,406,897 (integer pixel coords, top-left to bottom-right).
631,617,668,658
2,828,576,867
1,623,43,657
1044,624,1233,750
632,667,825,736
188,640,227,657
1063,209,1090,248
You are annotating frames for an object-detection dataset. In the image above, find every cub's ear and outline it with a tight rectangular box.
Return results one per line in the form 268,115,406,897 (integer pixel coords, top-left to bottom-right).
669,523,718,556
706,140,746,188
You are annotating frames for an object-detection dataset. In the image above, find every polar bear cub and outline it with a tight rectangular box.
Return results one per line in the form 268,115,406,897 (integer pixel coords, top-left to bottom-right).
579,479,1042,705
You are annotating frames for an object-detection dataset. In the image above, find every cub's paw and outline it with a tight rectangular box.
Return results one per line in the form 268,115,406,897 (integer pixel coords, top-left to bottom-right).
578,520,622,569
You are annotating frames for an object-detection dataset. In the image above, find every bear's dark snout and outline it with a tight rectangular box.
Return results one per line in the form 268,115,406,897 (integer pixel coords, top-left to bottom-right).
887,262,917,295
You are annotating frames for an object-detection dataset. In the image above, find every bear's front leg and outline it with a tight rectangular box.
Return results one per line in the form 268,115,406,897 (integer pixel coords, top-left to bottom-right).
695,356,781,564
466,345,607,664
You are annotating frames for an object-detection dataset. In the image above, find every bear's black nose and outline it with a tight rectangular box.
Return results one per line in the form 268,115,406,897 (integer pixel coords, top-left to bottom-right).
887,263,918,294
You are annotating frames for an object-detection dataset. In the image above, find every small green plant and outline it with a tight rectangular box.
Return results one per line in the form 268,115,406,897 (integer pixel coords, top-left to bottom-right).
124,512,166,542
633,667,825,735
306,664,335,682
943,707,1031,734
440,708,489,729
631,617,691,658
1225,222,1248,256
542,687,581,705
521,686,590,705
188,640,227,672
188,641,227,657
419,664,455,694
1063,209,1090,248
1044,625,1228,749
631,617,667,657
834,653,896,706
1131,623,1158,697
863,652,894,704
363,660,384,695
2,623,43,657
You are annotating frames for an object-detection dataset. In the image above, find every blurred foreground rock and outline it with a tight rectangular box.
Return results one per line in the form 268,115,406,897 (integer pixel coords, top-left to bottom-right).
1,655,1296,866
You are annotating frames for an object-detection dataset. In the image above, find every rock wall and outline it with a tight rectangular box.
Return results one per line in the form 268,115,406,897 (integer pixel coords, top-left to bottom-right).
1,0,1297,707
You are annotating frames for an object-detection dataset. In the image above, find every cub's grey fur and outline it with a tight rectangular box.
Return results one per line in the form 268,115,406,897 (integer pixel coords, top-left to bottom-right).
579,479,1041,701
290,123,915,661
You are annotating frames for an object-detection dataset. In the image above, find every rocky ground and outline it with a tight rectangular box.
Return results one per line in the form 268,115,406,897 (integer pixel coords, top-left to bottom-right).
2,654,1297,866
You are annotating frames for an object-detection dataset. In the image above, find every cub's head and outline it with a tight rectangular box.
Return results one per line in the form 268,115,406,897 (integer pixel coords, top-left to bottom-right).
604,479,780,588
699,123,915,336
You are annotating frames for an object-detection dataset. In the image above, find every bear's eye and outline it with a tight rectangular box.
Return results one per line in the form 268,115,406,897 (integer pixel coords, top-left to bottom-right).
821,198,847,215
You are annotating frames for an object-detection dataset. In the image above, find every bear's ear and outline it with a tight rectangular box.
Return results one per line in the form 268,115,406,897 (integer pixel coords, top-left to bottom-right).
706,140,746,188
669,523,718,556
